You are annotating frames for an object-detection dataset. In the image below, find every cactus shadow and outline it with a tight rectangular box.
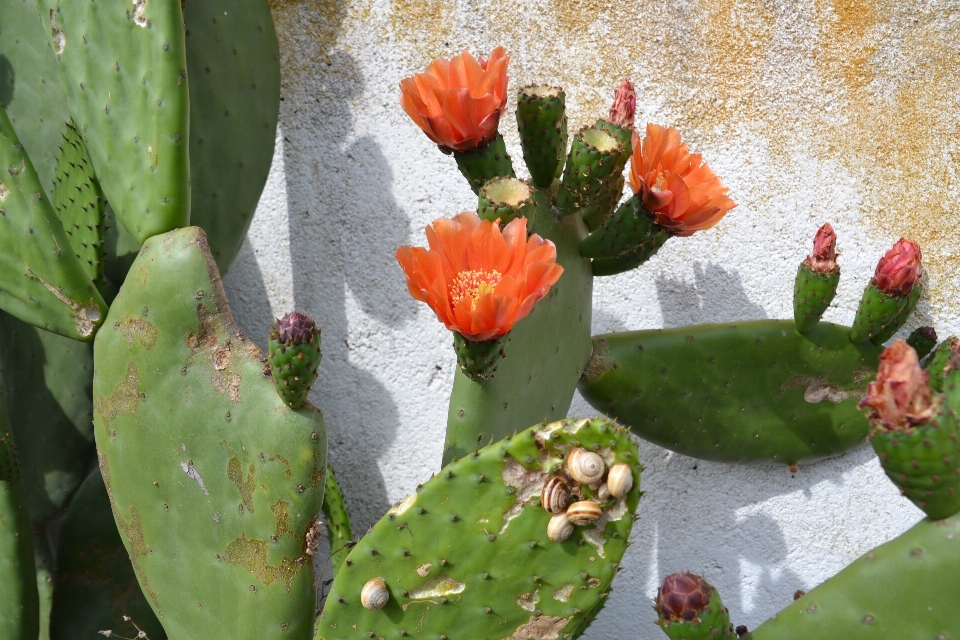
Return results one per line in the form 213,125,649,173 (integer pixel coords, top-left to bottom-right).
655,262,767,328
222,238,275,352
0,54,13,106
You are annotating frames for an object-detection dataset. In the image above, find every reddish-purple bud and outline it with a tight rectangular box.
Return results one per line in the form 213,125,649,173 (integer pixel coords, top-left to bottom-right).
656,572,712,623
272,311,318,346
608,79,636,129
859,339,934,431
805,222,838,273
873,238,921,296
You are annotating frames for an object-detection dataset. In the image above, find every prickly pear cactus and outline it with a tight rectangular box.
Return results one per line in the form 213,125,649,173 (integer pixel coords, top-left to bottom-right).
320,466,353,576
317,418,641,640
269,311,321,409
93,227,326,639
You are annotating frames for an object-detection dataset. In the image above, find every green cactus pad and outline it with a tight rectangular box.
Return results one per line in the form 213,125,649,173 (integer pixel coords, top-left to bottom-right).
0,105,107,340
477,176,538,224
53,120,108,291
849,282,908,343
793,263,840,334
37,0,191,244
445,193,592,464
657,587,736,640
579,320,883,466
581,192,671,278
268,313,321,410
516,85,567,188
745,510,960,640
0,311,95,525
454,134,515,195
924,337,959,393
183,0,280,273
452,332,506,382
33,532,53,640
581,119,632,230
321,466,353,576
49,468,165,640
870,279,922,345
102,202,142,290
93,227,326,640
906,327,937,361
556,126,625,217
0,400,40,640
0,0,70,192
316,418,641,640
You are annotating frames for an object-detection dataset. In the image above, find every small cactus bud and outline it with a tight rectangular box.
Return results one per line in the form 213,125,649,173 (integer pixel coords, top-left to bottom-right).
268,312,321,409
805,222,838,274
873,238,921,296
906,326,937,360
656,572,712,623
859,339,934,431
273,311,317,346
608,79,636,129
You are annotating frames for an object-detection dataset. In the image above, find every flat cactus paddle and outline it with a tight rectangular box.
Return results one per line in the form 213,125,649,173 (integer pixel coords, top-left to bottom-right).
93,227,326,640
317,418,641,640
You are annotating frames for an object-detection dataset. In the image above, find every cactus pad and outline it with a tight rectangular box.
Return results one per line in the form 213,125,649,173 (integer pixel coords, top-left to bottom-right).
317,417,641,640
849,283,907,343
452,332,506,381
93,227,326,639
579,321,882,466
793,263,839,334
924,336,959,393
321,466,354,576
906,326,937,361
516,85,567,188
870,279,922,345
556,126,624,216
477,176,538,224
268,311,321,409
581,193,671,276
454,134,515,194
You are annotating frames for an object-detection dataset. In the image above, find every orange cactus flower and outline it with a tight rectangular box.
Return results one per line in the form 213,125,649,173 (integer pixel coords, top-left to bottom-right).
629,124,737,237
396,212,563,342
399,47,510,153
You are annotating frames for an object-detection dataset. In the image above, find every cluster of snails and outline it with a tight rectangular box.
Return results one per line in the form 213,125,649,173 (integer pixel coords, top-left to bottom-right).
543,448,633,543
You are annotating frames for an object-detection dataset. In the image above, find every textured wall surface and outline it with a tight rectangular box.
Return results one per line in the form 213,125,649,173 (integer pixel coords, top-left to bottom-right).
221,1,960,637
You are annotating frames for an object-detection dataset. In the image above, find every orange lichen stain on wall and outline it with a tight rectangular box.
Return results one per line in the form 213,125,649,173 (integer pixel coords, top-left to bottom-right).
268,0,363,87
389,0,454,61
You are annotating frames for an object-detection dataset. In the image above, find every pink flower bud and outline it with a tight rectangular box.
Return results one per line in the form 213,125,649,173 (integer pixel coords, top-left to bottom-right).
859,339,934,430
873,238,921,296
608,79,636,129
805,222,838,273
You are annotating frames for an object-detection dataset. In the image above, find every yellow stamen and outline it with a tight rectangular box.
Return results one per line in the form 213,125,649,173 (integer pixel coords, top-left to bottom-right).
450,269,502,308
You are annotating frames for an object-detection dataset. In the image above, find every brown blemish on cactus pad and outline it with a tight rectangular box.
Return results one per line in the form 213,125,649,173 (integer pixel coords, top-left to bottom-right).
115,314,158,349
227,455,256,513
221,534,301,592
271,499,291,538
581,340,615,383
94,361,140,438
505,615,570,640
310,450,324,491
781,368,873,404
400,576,466,610
500,458,549,534
0,180,9,201
26,273,101,337
185,305,247,403
268,453,293,477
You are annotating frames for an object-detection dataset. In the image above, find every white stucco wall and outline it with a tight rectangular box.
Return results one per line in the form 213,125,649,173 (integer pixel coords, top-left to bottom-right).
223,1,960,637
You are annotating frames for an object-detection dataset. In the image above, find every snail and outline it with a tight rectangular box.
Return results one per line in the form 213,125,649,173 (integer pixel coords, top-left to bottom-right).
547,512,574,542
361,577,389,610
567,500,602,526
541,476,571,514
567,448,605,485
607,463,633,498
596,483,611,500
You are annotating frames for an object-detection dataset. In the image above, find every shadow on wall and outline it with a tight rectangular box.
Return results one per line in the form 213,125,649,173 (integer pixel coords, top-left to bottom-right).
656,262,767,328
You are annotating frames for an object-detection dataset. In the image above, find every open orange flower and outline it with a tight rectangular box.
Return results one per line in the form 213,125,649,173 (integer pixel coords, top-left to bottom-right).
396,212,563,342
629,124,736,237
399,47,510,153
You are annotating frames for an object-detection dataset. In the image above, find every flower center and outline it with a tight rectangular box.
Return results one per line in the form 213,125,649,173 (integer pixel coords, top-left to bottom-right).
652,171,667,193
450,269,502,308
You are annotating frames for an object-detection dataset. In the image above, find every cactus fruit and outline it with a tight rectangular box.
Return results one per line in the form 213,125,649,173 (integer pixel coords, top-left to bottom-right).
49,468,165,640
556,125,626,216
849,239,921,343
182,0,281,273
0,397,40,640
477,176,540,224
316,418,641,640
0,105,108,340
744,510,960,639
320,466,354,576
860,340,960,520
36,0,191,245
516,85,568,188
655,573,737,640
924,336,959,393
92,227,326,639
268,311,321,409
452,332,506,381
906,326,937,361
454,133,516,194
793,223,840,334
581,192,671,276
579,321,882,466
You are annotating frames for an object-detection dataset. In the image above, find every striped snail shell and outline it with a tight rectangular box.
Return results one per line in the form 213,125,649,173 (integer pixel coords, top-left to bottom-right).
607,463,634,498
361,577,389,610
541,476,571,514
547,512,574,542
567,500,602,526
567,448,605,485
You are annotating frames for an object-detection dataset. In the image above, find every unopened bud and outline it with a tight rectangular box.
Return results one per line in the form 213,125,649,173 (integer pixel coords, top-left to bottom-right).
874,238,921,296
806,222,838,273
859,339,934,430
608,79,636,129
273,311,318,346
656,572,712,622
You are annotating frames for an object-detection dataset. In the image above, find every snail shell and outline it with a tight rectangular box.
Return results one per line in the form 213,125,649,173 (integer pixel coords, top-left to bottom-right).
567,448,605,485
597,483,611,501
547,512,574,542
361,577,389,610
607,463,634,498
541,476,571,514
567,500,602,526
